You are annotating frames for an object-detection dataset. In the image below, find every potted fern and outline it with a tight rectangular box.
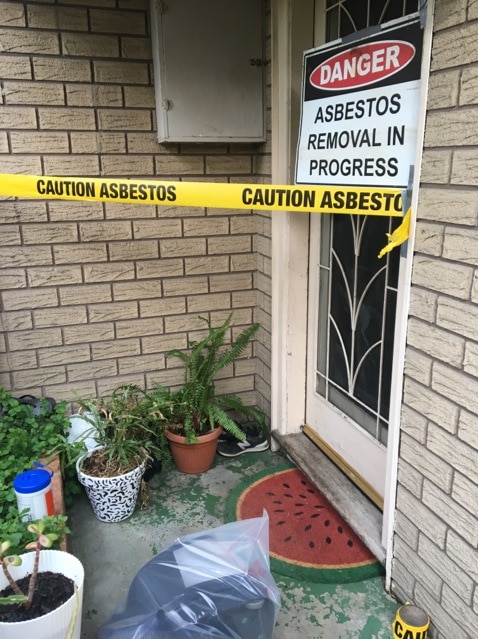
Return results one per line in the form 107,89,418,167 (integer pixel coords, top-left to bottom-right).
161,314,267,473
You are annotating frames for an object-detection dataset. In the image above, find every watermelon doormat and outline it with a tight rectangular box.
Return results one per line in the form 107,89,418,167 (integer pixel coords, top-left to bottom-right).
224,465,384,584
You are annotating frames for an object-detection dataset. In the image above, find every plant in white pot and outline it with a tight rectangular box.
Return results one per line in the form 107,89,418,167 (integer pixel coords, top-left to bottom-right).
75,384,170,523
0,518,84,639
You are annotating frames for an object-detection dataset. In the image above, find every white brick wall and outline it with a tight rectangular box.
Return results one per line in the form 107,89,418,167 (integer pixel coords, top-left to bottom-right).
0,1,273,416
392,2,478,637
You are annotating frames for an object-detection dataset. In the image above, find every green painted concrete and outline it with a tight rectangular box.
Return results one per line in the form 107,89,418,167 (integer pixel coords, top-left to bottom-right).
69,450,398,638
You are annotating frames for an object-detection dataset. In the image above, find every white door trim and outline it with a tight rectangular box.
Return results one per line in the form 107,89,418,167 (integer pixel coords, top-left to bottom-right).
271,0,314,437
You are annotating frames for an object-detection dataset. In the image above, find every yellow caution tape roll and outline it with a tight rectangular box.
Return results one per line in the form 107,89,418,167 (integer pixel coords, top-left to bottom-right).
0,174,403,217
392,603,430,639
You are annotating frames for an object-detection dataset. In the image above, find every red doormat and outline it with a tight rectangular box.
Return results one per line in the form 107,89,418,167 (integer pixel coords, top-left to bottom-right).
225,465,384,583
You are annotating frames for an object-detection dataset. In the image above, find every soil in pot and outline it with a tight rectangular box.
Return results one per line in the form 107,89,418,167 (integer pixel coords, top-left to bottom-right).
0,572,74,622
80,448,143,478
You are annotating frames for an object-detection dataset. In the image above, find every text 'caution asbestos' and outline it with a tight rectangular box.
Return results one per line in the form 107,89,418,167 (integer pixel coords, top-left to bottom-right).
0,174,403,217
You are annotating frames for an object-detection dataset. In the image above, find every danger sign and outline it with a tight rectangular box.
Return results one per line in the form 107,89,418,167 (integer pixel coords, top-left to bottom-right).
296,16,423,189
311,41,415,91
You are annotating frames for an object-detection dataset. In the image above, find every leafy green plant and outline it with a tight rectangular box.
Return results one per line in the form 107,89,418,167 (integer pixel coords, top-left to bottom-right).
0,513,70,564
0,519,60,608
76,384,171,477
47,437,87,506
164,314,268,443
0,388,72,553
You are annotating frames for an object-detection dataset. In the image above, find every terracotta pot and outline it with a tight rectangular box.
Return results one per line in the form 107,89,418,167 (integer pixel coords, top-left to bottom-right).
165,427,222,473
0,550,84,639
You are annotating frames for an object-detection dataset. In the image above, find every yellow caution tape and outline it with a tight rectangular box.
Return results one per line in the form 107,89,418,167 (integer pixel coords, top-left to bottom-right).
377,207,411,258
0,174,404,217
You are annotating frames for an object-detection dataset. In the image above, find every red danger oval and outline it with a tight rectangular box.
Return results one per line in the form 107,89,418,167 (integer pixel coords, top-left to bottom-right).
310,40,416,91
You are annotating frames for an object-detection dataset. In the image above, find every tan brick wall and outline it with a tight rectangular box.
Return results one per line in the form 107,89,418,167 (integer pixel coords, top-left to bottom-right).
0,0,272,418
392,2,478,638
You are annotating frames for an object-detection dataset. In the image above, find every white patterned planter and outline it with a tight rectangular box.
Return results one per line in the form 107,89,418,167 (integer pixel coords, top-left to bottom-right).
0,550,84,639
76,452,145,523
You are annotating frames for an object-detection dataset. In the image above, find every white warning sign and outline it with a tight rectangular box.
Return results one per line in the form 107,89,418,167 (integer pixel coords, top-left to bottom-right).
296,17,423,189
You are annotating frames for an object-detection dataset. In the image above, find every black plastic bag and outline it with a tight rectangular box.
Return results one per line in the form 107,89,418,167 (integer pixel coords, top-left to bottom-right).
96,514,280,639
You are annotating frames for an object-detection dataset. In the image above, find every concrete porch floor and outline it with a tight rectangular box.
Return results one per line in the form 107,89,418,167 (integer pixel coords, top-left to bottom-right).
69,449,399,639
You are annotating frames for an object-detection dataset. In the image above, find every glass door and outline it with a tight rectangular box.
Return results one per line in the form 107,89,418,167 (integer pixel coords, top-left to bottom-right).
305,0,421,506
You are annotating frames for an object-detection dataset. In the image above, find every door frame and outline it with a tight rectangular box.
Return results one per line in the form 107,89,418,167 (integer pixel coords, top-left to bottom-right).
270,0,435,585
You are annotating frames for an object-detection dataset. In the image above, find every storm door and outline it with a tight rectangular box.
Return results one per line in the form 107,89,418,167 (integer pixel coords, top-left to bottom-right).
305,0,422,507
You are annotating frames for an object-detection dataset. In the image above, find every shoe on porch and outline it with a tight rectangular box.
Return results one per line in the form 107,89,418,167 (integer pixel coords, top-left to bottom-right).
217,425,269,457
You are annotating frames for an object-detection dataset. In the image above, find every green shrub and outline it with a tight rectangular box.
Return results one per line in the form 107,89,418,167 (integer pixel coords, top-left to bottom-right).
0,387,72,554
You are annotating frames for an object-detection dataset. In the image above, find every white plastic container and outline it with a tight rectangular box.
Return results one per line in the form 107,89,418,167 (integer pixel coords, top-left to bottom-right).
67,412,100,451
13,468,54,522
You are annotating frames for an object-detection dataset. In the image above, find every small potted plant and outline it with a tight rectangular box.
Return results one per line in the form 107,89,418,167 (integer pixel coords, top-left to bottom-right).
0,517,84,639
161,314,268,473
75,384,170,523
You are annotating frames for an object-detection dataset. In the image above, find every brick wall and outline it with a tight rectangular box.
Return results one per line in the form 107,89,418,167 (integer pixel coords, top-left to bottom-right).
392,1,478,637
0,0,272,415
